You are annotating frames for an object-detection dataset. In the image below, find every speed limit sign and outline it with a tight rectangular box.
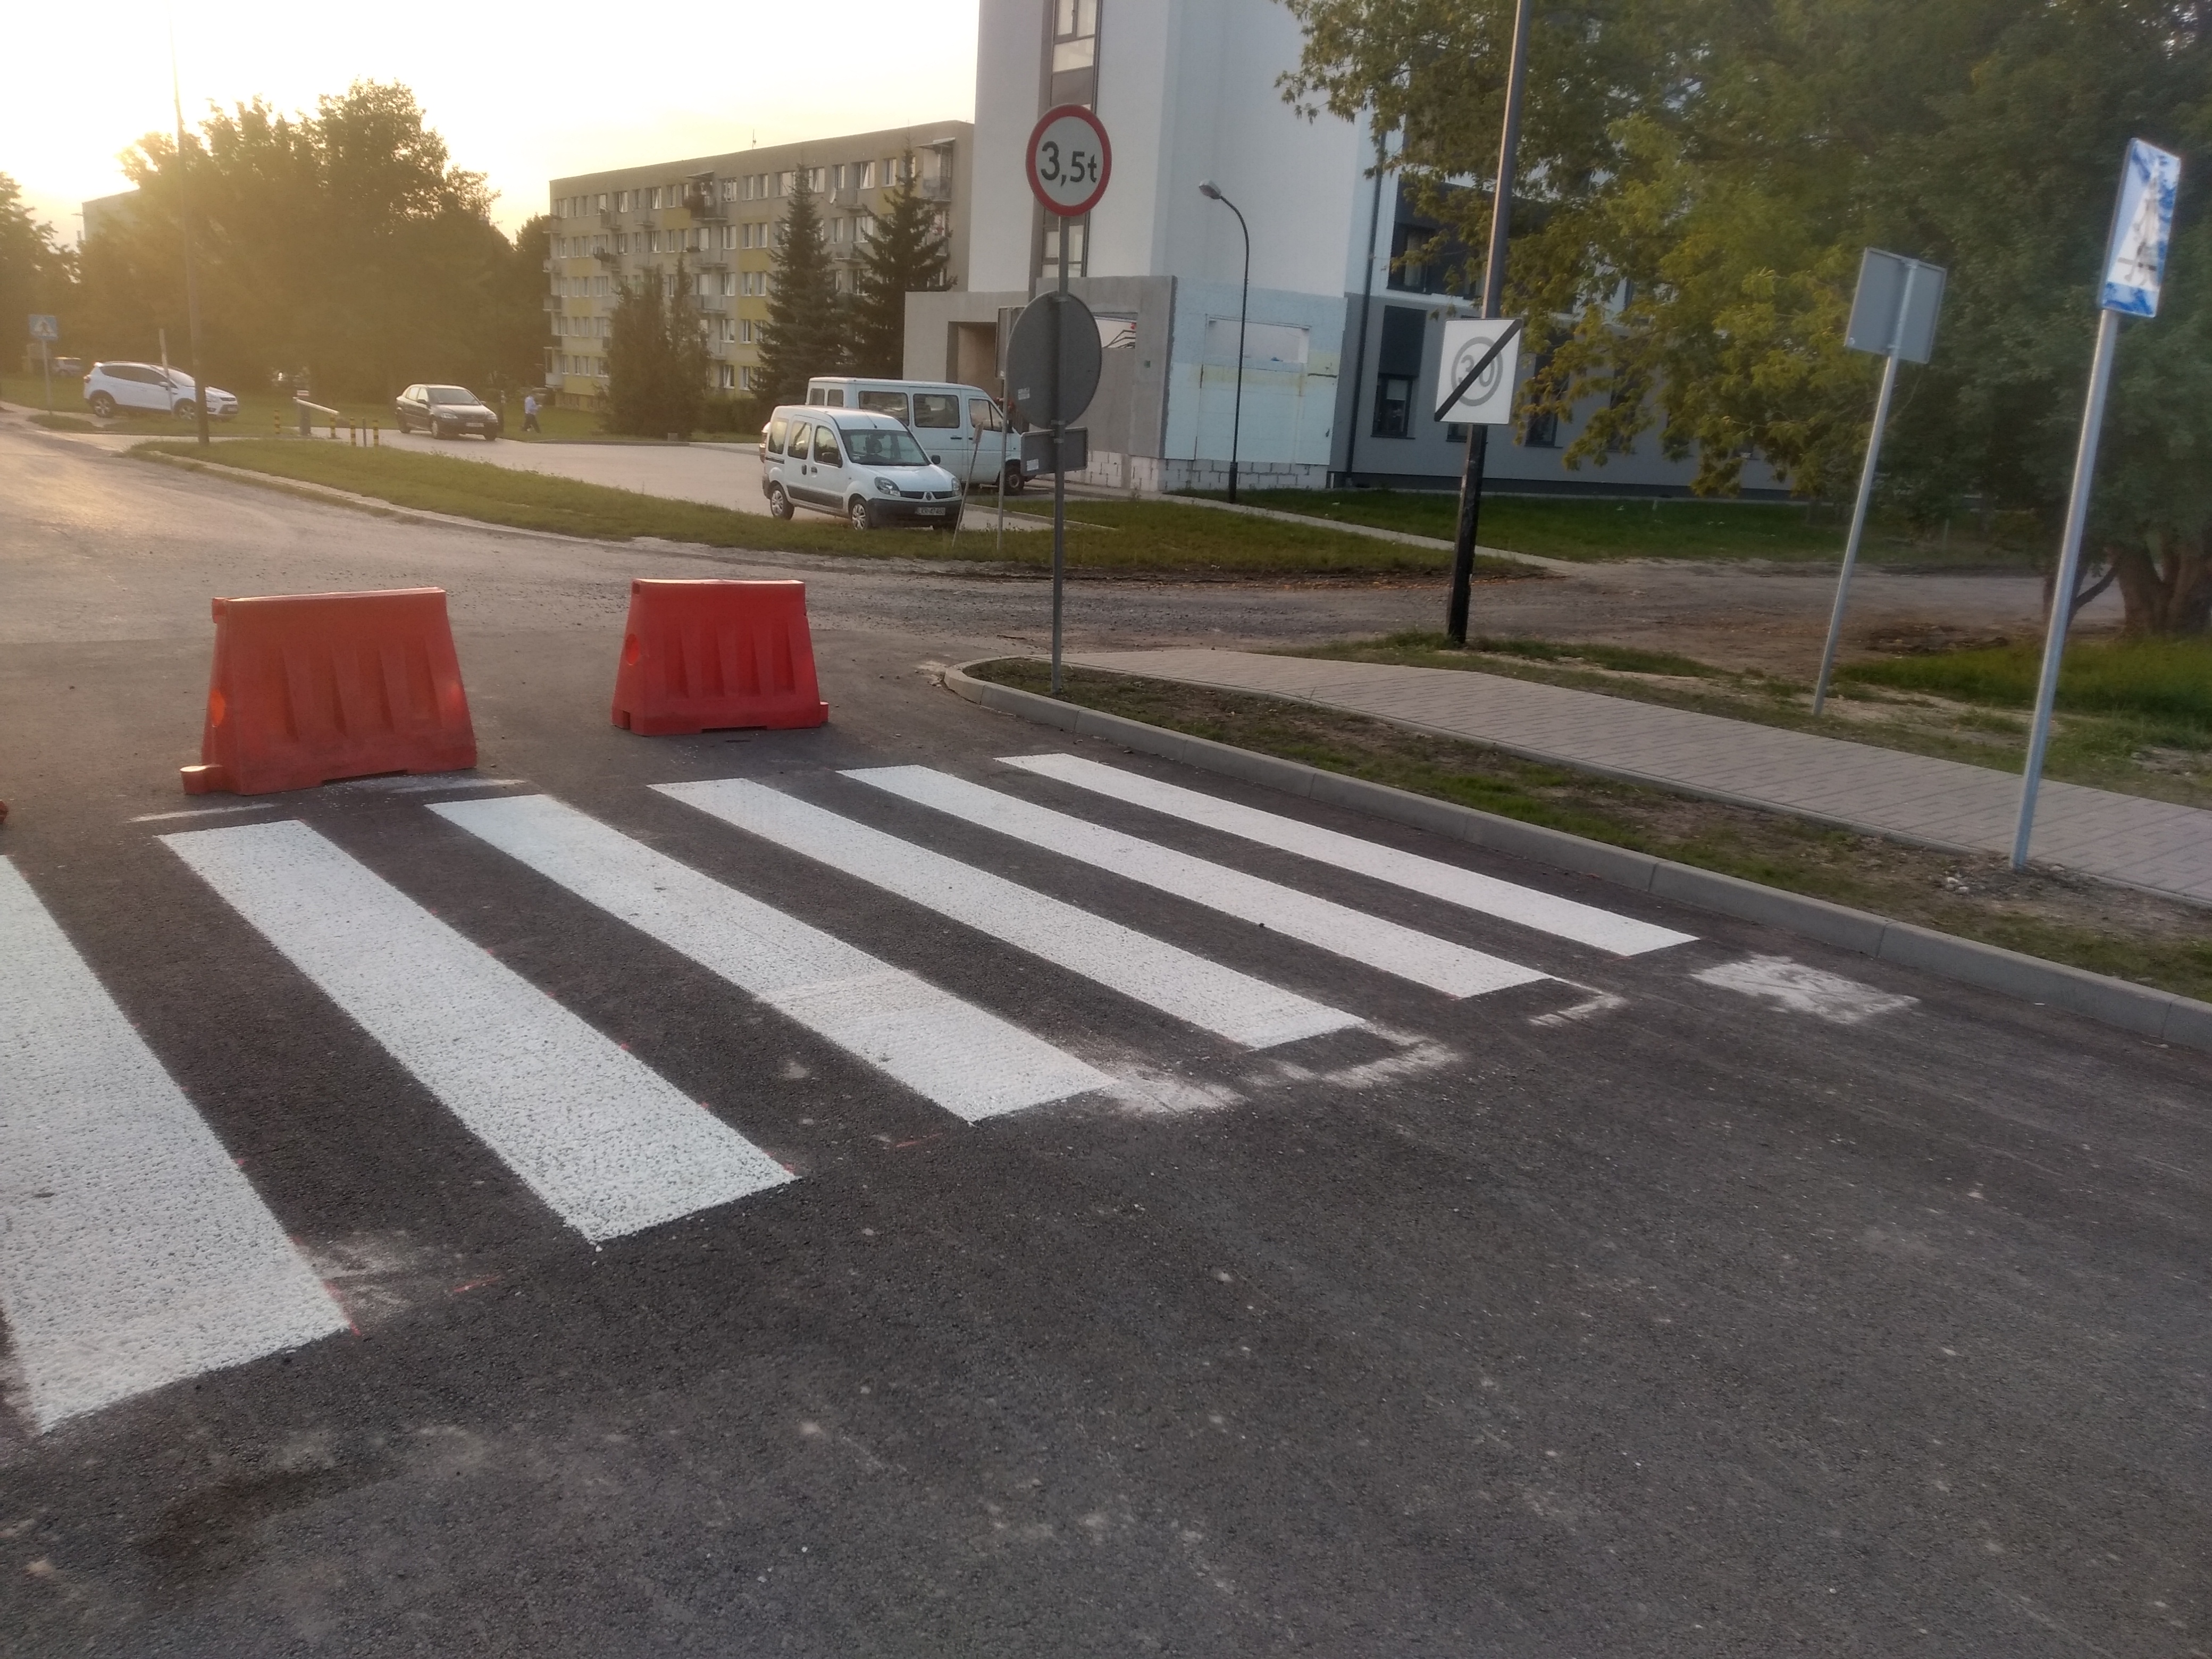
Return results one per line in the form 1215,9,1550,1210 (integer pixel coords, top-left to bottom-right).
1026,104,1111,217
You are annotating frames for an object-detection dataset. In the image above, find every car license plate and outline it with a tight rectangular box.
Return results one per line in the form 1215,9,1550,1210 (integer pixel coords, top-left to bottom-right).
918,506,948,517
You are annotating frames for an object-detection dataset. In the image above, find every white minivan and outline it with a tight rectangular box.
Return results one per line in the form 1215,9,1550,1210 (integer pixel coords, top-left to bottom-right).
760,406,965,532
804,377,1019,492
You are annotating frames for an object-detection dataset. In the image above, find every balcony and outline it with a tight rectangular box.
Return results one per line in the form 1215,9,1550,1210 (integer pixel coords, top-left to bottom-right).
918,175,952,202
830,185,862,210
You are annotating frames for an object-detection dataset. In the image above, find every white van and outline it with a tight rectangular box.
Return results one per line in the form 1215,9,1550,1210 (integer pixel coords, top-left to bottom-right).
759,405,965,532
804,377,1020,492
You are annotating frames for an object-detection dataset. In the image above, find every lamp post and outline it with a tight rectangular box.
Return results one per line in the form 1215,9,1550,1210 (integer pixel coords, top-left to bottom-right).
1198,181,1249,504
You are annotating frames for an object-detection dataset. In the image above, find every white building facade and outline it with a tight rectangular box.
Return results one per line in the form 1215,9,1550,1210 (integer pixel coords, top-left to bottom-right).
909,0,1781,496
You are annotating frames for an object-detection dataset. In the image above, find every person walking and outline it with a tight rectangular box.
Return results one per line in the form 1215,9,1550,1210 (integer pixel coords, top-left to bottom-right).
522,391,542,434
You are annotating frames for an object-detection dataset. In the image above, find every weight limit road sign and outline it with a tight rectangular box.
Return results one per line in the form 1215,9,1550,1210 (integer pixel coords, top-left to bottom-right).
1026,105,1112,218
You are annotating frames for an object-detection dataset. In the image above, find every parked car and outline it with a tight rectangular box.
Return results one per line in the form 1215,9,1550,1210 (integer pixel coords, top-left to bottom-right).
804,376,1020,492
51,356,83,377
82,361,237,421
759,406,965,531
392,384,502,440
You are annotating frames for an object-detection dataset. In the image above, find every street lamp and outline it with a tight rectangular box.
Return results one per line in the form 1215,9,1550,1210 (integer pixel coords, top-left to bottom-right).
1198,180,1249,504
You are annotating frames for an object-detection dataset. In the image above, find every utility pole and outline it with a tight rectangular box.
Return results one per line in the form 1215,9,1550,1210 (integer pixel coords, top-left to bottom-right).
171,26,211,449
1446,0,1534,644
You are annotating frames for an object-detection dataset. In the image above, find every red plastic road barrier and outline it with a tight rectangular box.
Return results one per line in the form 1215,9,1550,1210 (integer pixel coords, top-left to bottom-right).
180,588,477,795
610,579,829,735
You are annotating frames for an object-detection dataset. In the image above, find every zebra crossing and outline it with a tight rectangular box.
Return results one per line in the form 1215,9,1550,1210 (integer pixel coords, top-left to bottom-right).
0,752,1696,1432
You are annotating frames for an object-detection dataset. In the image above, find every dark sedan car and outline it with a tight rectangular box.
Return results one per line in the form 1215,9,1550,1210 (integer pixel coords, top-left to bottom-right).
393,384,501,440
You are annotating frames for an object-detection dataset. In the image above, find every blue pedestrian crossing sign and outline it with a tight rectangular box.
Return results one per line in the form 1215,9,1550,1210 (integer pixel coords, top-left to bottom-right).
28,314,58,341
2101,140,2182,318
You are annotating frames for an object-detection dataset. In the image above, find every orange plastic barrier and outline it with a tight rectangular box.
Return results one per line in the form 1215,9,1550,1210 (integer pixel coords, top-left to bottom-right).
610,579,829,735
180,588,477,795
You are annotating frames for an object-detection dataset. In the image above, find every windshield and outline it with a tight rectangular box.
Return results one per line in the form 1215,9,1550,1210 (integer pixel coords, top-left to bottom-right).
427,387,478,405
840,425,930,466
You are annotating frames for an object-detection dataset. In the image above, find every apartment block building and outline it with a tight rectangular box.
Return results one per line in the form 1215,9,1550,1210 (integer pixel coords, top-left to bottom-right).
543,121,973,408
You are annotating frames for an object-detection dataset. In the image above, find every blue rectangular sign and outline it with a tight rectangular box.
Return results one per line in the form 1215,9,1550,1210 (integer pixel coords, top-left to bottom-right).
2101,139,2182,317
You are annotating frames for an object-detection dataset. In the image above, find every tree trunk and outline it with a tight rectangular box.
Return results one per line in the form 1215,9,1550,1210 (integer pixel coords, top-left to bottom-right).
2109,526,2212,636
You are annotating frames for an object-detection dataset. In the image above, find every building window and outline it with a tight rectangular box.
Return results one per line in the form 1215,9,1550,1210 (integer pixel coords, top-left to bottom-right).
860,160,877,189
1523,407,1560,448
1052,0,1101,100
1373,375,1412,437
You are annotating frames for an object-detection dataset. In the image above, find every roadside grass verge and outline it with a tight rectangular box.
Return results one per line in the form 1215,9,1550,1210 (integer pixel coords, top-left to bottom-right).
1286,632,2212,809
969,658,2212,1002
133,439,1531,579
1183,486,2041,568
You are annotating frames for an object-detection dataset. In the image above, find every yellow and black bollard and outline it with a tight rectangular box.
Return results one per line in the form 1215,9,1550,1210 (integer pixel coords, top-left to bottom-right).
372,421,381,448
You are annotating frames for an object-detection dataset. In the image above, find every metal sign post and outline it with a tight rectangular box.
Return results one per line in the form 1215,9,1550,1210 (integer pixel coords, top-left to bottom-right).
1023,104,1112,694
29,315,59,412
1432,317,1525,641
2013,138,2183,869
1811,249,1947,714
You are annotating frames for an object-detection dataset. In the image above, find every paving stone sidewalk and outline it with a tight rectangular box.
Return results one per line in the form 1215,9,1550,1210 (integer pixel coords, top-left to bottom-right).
1068,647,2212,907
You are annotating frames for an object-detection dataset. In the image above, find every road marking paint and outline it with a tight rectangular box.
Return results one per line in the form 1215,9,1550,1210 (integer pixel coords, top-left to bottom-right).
658,779,1359,1050
161,820,791,1242
1000,753,1695,956
432,794,1106,1120
128,803,280,823
847,766,1546,999
1692,956,1916,1025
0,857,346,1430
328,775,529,795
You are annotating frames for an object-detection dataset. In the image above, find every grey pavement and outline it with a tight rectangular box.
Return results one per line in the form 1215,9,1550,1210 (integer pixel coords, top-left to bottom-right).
4,417,2209,1657
1070,647,2212,906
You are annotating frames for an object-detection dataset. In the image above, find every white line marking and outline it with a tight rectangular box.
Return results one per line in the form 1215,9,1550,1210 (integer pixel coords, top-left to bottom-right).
162,820,791,1243
432,794,1107,1121
999,753,1695,956
1692,956,1916,1025
0,857,345,1430
326,775,529,795
847,766,1547,999
128,803,280,823
657,779,1359,1050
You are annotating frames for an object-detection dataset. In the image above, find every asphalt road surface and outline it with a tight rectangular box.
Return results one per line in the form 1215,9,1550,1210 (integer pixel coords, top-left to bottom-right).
2,421,2205,1657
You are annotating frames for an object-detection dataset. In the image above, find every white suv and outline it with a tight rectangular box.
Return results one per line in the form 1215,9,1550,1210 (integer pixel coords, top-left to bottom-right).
760,406,964,531
83,361,239,422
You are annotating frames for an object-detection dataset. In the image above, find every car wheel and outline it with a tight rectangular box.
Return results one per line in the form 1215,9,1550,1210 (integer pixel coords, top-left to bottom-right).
174,399,198,421
767,484,794,521
849,497,877,532
1002,462,1028,496
395,413,409,434
483,426,499,441
931,509,963,534
432,421,450,439
88,393,116,418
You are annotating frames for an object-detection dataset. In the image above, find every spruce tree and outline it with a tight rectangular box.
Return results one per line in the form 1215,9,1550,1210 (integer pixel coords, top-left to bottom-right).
851,159,951,378
755,164,843,407
605,255,710,435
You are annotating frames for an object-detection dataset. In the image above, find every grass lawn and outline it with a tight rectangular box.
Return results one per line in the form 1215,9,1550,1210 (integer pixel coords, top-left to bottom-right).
1188,487,2041,568
971,658,2212,1002
132,439,1532,579
1287,632,2212,809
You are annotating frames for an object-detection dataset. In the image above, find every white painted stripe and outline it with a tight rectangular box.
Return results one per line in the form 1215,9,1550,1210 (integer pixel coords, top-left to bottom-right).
431,794,1106,1121
847,766,1548,999
0,857,345,1430
162,820,790,1243
1000,753,1695,956
658,780,1359,1050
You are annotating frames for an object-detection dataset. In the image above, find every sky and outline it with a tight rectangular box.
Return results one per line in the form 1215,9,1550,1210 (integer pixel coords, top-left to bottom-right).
5,1,981,242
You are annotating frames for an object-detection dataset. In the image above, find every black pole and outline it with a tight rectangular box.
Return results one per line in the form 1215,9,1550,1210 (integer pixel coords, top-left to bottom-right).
171,33,211,450
1050,236,1069,695
1445,0,1534,644
1341,128,1389,488
1226,197,1249,504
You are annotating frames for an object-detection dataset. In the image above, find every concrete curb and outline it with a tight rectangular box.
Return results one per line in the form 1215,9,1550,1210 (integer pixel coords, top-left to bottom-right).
1159,491,1580,572
945,661,2212,1055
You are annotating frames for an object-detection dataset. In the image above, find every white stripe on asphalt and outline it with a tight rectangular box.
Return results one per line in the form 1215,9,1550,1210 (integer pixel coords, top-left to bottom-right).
162,820,791,1243
847,766,1548,999
999,753,1695,956
0,857,346,1430
431,794,1107,1120
657,779,1360,1050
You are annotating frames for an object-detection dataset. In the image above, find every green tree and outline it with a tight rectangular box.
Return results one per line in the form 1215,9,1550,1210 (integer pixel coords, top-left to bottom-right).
78,81,538,400
1283,0,2212,631
850,159,950,377
755,165,843,406
0,175,77,381
605,255,711,436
